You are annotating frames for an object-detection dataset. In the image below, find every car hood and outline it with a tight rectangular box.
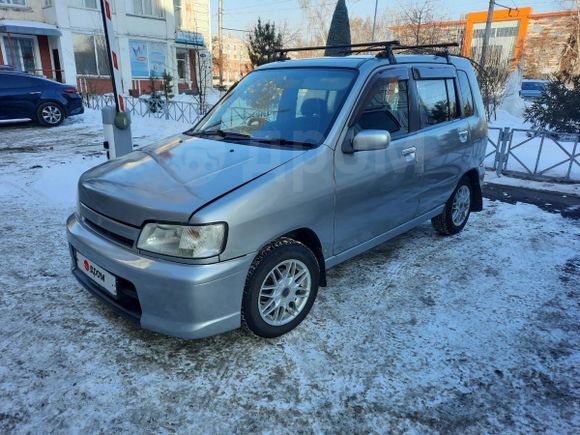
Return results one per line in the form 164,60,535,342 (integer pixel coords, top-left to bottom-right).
79,134,305,226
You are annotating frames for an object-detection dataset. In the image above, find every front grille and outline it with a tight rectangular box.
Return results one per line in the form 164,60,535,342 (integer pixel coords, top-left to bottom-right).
84,217,134,248
79,203,140,249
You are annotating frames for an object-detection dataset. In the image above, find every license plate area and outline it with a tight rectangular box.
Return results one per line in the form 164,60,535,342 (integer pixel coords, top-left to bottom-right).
76,252,117,297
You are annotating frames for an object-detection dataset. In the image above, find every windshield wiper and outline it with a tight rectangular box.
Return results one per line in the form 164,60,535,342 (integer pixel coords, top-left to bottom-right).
188,129,251,140
251,138,316,148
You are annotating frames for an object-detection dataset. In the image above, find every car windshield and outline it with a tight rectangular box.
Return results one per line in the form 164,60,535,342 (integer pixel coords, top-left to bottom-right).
522,81,546,91
189,68,357,147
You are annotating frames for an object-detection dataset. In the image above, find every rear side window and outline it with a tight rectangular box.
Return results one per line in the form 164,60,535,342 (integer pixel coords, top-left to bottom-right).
457,71,475,117
416,79,459,127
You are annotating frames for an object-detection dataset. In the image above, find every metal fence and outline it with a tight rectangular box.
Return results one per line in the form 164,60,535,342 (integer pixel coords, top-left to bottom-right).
85,94,203,125
486,127,580,182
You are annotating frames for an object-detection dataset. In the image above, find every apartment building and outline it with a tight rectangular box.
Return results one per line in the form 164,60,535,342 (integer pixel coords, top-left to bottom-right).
0,0,211,95
212,33,252,87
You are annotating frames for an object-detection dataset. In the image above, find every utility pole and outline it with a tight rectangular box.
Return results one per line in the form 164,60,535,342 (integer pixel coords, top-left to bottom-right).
371,0,379,42
479,0,495,69
218,0,224,87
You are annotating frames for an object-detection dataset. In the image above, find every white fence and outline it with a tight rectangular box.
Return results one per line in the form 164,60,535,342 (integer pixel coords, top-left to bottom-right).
86,94,203,125
486,127,580,182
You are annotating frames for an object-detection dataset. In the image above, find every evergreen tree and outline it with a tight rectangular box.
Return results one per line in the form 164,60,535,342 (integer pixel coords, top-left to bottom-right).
248,18,283,67
325,0,351,56
524,74,580,134
162,70,174,101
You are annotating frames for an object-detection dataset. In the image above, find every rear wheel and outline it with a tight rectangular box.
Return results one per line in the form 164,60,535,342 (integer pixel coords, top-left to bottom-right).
242,238,320,338
432,177,472,235
37,102,64,127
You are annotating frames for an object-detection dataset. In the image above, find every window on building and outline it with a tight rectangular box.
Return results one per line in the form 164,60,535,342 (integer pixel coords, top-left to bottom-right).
129,39,167,77
70,0,97,8
174,0,182,29
0,0,26,7
457,71,475,117
2,36,38,73
132,0,165,18
355,79,409,138
176,49,189,80
416,79,459,127
72,33,111,76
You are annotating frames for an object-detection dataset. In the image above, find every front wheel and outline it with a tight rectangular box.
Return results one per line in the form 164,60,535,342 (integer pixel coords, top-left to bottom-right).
432,177,472,235
242,238,320,338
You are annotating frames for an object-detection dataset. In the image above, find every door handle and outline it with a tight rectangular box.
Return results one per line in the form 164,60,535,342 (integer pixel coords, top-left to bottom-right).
29,91,41,95
401,146,416,160
458,130,469,143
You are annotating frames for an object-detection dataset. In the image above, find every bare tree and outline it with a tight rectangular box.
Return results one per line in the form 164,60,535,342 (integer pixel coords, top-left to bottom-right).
298,0,334,46
559,0,580,78
193,51,213,115
476,49,512,120
387,0,460,47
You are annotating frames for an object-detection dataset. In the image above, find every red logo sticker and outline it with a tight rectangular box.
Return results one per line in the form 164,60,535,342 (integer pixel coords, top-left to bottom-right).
84,260,89,272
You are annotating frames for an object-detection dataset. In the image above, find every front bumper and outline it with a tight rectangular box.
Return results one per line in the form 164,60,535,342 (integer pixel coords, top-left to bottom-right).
66,213,254,339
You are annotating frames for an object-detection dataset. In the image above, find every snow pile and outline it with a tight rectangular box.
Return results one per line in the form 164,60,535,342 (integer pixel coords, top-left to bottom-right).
500,69,527,119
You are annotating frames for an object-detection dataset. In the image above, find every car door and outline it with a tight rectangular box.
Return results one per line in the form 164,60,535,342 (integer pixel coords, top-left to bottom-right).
333,67,424,254
0,74,42,120
411,66,471,214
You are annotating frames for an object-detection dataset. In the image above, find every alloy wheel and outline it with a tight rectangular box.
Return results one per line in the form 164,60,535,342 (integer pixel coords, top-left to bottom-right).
451,185,471,226
258,259,312,326
41,105,62,125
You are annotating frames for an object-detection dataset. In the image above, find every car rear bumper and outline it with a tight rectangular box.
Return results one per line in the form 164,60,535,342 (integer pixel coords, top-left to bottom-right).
66,213,254,339
67,103,84,116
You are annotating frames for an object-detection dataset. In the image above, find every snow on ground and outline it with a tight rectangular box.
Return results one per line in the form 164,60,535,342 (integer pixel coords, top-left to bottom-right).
0,109,579,433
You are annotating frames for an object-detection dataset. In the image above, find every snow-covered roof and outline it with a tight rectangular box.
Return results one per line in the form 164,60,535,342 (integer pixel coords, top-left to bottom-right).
0,20,61,37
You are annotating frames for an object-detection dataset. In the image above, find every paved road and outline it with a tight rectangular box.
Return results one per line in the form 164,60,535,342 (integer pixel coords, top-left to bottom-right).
484,184,580,220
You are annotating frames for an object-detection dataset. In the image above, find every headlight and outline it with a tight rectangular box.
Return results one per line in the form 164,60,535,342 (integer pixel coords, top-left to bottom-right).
137,223,227,259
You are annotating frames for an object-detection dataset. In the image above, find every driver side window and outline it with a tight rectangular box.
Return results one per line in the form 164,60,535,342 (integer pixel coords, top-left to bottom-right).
355,79,409,139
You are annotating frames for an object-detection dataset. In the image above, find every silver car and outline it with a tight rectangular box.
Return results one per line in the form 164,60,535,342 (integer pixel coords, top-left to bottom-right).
67,53,487,339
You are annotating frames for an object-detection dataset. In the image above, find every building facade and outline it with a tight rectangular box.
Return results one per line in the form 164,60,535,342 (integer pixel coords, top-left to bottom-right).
0,0,211,95
389,7,578,78
212,34,252,87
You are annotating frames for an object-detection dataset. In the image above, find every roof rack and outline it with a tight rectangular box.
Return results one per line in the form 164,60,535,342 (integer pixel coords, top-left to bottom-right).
272,41,459,64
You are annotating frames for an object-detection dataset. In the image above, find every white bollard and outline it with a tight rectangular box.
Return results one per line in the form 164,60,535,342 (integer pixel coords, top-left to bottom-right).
101,105,133,160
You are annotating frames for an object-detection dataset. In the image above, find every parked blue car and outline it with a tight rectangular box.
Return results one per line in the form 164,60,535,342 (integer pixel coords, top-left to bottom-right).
0,70,83,127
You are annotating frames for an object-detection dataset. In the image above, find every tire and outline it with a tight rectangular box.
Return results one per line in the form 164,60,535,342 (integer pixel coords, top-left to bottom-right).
37,102,64,127
242,238,320,338
431,176,473,236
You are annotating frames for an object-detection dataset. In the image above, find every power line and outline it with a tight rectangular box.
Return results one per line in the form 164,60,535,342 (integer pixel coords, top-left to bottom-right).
223,27,251,33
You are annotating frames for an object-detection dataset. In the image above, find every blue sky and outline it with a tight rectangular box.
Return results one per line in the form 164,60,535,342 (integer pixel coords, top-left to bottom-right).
210,0,564,37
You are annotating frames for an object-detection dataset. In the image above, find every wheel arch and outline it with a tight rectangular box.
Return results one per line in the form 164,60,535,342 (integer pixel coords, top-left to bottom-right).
463,168,483,212
278,228,327,287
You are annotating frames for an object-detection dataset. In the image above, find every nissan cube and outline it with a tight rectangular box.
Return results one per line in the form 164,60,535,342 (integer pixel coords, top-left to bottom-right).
67,52,487,339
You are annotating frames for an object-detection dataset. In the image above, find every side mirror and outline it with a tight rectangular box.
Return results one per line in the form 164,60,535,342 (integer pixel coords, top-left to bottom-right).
351,130,391,152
